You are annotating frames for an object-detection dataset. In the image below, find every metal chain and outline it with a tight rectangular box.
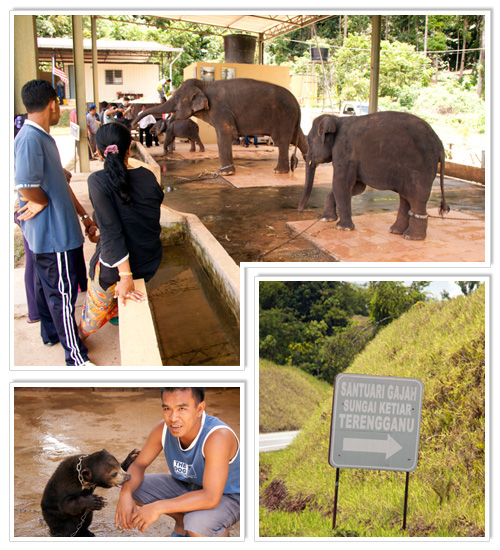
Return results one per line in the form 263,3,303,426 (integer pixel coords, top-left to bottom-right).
76,454,91,489
257,218,321,260
70,509,90,537
70,455,96,538
428,212,481,221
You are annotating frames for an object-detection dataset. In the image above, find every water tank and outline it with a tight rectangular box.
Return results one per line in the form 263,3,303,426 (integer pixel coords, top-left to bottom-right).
224,34,257,64
310,47,329,61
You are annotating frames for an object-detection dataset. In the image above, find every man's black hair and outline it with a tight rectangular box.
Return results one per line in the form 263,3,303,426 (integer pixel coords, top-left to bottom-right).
160,387,205,405
21,79,57,113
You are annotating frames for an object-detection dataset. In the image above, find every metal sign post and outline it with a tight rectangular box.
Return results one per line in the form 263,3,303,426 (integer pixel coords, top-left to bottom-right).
329,373,423,531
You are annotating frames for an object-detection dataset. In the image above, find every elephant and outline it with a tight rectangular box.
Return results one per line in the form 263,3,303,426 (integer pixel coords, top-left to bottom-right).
150,117,205,153
133,78,308,175
298,111,449,240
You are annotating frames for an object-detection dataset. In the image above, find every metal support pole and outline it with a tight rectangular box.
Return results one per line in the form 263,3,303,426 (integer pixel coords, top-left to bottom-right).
332,468,340,530
369,15,381,114
72,15,90,172
402,471,410,530
14,15,39,115
91,16,99,111
258,33,264,64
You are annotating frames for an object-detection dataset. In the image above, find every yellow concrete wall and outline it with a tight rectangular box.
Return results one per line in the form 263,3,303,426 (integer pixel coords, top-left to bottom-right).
291,73,319,107
183,62,291,144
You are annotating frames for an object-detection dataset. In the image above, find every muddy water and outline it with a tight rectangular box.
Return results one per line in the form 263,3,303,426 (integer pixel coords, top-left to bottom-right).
13,387,240,538
159,157,485,263
147,243,239,366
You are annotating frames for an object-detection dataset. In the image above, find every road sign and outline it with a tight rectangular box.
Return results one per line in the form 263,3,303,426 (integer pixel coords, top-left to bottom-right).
70,122,80,140
329,373,423,472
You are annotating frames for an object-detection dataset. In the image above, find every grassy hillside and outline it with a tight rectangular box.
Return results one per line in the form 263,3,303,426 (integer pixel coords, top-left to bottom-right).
259,286,486,537
259,359,332,433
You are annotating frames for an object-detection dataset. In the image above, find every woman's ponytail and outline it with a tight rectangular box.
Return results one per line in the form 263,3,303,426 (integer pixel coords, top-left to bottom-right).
95,123,133,205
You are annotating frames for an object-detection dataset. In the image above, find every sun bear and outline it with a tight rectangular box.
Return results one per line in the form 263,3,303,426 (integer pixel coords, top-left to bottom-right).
41,448,139,537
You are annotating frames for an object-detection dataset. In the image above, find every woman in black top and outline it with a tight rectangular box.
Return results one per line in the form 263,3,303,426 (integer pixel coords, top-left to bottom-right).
79,122,164,339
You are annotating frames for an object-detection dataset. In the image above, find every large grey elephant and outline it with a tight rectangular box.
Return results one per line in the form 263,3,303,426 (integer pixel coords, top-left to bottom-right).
298,111,449,240
150,117,205,153
133,78,307,175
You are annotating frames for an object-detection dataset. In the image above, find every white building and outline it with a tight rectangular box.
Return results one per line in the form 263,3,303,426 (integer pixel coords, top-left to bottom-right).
37,37,182,103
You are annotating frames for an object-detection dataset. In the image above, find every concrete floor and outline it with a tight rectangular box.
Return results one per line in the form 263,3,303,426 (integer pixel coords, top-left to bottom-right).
13,387,241,538
287,207,485,263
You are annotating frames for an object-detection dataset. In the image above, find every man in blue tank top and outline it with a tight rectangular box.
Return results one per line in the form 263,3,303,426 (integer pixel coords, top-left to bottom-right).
115,388,240,537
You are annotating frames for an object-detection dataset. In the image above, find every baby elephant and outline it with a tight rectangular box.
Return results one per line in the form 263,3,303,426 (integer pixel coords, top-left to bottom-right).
150,118,205,154
298,111,449,240
41,448,139,537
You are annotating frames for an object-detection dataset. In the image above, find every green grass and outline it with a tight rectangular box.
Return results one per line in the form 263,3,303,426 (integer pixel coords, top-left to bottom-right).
259,286,486,538
259,359,332,433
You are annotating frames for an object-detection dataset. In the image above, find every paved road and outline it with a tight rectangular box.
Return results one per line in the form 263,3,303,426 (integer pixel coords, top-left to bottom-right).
259,431,300,452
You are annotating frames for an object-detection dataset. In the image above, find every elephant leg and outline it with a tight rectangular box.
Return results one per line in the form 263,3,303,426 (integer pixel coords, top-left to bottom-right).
390,196,411,235
320,191,338,221
403,199,429,240
216,130,236,175
196,138,205,152
164,134,174,153
273,139,291,174
189,139,196,152
334,167,356,231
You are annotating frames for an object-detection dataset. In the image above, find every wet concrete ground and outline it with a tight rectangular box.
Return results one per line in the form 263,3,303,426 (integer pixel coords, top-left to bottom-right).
156,142,485,263
13,387,241,538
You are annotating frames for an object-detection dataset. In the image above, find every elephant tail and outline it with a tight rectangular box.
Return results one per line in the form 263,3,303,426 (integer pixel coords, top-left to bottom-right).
290,120,308,172
438,150,450,217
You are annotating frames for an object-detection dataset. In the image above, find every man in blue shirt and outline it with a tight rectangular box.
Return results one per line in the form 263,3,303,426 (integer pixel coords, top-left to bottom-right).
14,79,95,366
115,387,240,537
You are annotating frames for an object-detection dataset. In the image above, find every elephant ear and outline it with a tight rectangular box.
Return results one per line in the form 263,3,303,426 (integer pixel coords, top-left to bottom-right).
191,89,209,113
318,117,337,143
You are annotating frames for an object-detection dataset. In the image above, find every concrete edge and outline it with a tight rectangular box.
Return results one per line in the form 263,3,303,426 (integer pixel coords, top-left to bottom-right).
161,205,241,325
118,278,163,366
444,161,485,185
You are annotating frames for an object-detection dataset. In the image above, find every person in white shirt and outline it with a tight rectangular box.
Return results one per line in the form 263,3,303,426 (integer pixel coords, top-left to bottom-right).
138,105,159,147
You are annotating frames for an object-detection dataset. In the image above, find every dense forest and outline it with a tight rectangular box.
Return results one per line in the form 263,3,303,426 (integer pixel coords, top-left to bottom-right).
259,281,480,384
35,14,486,100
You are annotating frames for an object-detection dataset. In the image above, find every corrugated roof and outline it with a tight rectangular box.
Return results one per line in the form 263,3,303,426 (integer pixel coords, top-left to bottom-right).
37,15,333,64
143,13,332,41
37,37,181,64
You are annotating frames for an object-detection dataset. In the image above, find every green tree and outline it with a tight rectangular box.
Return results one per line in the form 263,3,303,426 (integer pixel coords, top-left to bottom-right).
456,281,480,296
368,281,430,325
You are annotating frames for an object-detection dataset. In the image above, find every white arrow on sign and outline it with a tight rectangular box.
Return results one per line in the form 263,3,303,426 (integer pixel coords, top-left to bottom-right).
342,434,403,459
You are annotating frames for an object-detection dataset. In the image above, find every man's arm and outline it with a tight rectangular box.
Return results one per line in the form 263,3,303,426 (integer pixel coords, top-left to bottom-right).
115,420,164,530
67,184,98,240
16,188,49,220
131,428,238,534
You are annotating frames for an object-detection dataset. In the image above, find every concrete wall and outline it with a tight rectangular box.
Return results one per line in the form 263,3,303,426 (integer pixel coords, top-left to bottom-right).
183,62,291,144
54,63,160,103
291,73,319,107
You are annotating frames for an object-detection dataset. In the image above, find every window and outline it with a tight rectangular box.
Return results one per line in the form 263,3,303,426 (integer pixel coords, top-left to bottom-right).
105,70,123,85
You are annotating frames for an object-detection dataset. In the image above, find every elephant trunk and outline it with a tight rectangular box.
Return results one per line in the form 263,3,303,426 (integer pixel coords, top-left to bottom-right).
298,157,317,213
131,97,175,129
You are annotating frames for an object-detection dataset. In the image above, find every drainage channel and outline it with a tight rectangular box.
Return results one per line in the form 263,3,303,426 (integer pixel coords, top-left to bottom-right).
147,242,240,366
